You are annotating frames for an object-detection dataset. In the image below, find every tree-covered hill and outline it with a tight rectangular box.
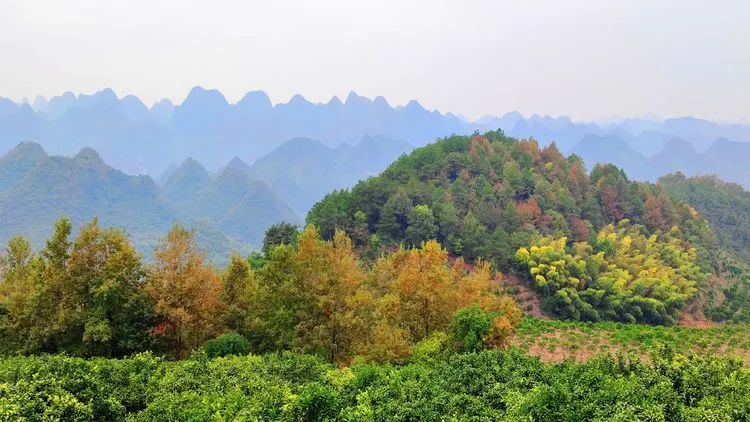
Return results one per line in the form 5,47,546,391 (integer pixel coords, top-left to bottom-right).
660,173,750,262
0,142,301,260
309,131,717,324
660,173,750,323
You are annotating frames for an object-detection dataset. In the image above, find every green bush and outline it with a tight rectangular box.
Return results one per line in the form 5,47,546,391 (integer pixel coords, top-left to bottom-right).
202,332,251,358
451,304,492,352
0,350,748,420
410,331,450,365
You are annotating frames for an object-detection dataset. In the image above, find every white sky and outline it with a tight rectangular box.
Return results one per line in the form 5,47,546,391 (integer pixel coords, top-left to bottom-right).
1,0,748,121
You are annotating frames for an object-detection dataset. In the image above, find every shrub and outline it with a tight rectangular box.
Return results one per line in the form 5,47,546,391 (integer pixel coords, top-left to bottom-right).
202,332,251,358
410,331,450,365
451,304,493,352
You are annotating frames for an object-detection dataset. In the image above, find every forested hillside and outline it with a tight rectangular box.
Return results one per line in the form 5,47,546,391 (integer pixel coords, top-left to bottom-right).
0,143,300,260
309,131,717,324
660,173,750,322
660,173,750,262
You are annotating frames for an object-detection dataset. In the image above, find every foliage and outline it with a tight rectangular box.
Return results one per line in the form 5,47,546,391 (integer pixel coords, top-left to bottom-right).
515,222,705,324
0,217,155,357
244,229,519,365
294,226,372,363
202,332,251,358
220,254,256,333
364,240,522,356
405,204,438,247
660,173,750,322
0,218,521,362
145,225,223,357
661,173,750,263
308,132,716,323
247,251,267,271
0,349,747,421
409,331,451,365
262,221,299,255
701,264,750,324
451,304,492,352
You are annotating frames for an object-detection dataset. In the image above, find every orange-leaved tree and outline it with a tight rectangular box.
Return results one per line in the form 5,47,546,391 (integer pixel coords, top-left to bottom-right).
146,224,222,357
368,240,521,349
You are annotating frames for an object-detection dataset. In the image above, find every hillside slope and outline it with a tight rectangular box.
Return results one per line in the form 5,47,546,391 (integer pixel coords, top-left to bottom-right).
309,131,717,324
0,143,301,260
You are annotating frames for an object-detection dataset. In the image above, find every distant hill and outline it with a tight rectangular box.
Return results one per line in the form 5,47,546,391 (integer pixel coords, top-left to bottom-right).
0,143,301,262
567,135,750,189
242,134,412,213
660,173,750,263
3,88,750,177
165,160,300,245
569,135,651,180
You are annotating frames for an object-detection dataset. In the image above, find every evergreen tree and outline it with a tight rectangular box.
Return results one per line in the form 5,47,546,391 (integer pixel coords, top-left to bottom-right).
405,204,438,247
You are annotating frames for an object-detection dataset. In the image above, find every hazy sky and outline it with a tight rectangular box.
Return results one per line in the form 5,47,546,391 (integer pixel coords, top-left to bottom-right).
1,0,748,121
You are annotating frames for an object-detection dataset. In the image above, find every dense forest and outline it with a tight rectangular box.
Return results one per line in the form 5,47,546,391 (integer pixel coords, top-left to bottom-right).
660,173,750,262
660,173,750,323
309,131,717,324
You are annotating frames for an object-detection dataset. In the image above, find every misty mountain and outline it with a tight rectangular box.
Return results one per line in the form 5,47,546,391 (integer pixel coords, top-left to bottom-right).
2,88,750,178
239,134,412,214
165,158,301,244
650,138,702,176
568,135,750,189
0,142,301,262
0,88,467,175
569,135,651,180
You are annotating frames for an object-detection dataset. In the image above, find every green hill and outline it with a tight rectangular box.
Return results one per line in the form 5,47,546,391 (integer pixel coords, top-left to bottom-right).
0,143,301,262
309,131,717,324
660,173,750,323
166,160,302,247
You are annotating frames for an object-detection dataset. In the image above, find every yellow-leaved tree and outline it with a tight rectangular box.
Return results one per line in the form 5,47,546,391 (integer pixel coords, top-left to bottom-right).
295,225,373,364
366,240,521,357
146,225,223,357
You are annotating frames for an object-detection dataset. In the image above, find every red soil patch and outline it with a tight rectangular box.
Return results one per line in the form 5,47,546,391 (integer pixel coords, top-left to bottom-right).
678,311,718,328
498,274,546,319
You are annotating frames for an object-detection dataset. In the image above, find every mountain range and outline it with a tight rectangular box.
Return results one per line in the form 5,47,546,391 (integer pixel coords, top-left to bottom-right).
3,88,750,178
0,131,413,259
569,135,750,188
3,87,750,258
0,142,300,262
240,134,412,213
